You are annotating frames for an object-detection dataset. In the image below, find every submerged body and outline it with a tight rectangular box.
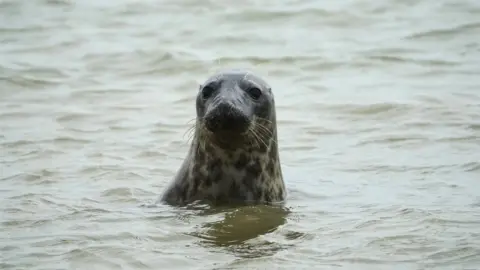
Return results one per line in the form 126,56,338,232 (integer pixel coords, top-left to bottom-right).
160,70,286,206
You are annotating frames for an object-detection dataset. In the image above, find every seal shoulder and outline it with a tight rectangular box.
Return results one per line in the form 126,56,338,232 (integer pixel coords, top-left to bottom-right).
160,154,192,205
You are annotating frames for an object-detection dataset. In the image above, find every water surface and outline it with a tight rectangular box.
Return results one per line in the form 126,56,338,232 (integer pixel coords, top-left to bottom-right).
1,0,480,269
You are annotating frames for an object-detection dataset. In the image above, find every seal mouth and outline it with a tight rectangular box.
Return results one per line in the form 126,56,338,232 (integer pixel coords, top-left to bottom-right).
204,102,251,135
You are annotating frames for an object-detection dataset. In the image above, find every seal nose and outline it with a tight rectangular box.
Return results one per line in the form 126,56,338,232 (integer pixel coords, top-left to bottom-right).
205,101,250,133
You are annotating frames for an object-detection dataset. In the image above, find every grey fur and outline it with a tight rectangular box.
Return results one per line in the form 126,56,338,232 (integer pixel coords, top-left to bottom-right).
160,69,286,206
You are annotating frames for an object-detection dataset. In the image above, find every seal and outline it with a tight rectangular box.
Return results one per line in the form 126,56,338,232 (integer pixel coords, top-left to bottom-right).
160,69,286,206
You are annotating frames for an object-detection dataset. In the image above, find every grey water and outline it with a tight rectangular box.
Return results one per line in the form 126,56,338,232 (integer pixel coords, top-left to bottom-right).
1,0,480,269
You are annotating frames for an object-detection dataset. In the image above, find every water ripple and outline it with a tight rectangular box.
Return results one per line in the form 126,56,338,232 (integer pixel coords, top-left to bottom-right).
1,0,480,269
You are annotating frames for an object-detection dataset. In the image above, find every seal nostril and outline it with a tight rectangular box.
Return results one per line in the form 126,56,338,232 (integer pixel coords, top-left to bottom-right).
205,102,250,133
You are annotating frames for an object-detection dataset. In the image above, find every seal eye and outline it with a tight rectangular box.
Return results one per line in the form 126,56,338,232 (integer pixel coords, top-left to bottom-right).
247,87,262,100
202,85,215,100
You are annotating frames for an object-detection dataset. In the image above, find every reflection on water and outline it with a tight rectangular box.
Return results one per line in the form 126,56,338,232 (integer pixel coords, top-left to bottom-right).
190,204,291,258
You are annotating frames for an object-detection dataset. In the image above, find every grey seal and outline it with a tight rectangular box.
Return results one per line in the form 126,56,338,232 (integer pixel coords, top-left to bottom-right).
160,69,286,206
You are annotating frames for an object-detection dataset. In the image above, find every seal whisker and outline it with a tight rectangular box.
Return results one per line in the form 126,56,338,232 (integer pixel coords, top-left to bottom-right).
246,128,255,149
258,128,276,145
254,130,272,148
247,125,262,149
249,125,269,150
195,122,207,157
254,121,277,146
186,118,196,125
183,124,197,144
258,118,274,126
255,121,273,136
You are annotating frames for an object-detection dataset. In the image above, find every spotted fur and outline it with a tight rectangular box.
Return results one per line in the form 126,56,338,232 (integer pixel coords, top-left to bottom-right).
160,70,286,206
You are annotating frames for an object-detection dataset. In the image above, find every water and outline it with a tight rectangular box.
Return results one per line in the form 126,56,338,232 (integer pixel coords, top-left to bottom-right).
1,0,480,269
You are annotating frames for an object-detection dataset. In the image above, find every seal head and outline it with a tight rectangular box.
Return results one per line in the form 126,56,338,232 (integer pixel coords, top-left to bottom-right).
160,70,286,206
198,71,273,149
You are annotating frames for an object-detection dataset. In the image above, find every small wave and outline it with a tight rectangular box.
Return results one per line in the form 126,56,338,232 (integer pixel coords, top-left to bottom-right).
0,139,39,148
0,25,51,34
0,74,62,88
61,127,102,134
423,217,480,226
406,21,480,40
56,112,98,123
43,0,72,7
462,162,480,172
321,102,413,116
467,124,480,130
328,257,417,265
107,124,138,132
436,135,479,143
135,150,165,158
4,193,73,217
101,187,150,202
68,88,139,99
303,126,342,136
172,95,196,105
105,104,148,112
216,7,340,25
355,134,428,146
53,136,92,144
0,148,64,164
62,247,123,268
354,219,382,229
0,245,18,253
1,138,89,155
6,38,80,54
339,164,458,173
1,65,68,79
81,50,204,77
424,247,480,266
151,121,192,134
0,263,16,269
1,170,56,183
82,50,173,63
0,111,36,120
78,165,122,175
366,55,459,67
212,55,325,66
1,218,53,228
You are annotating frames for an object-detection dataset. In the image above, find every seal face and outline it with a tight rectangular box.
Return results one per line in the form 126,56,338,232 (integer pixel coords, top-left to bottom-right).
160,69,286,206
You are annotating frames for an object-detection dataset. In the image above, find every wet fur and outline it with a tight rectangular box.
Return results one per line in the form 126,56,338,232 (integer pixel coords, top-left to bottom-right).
160,70,286,206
